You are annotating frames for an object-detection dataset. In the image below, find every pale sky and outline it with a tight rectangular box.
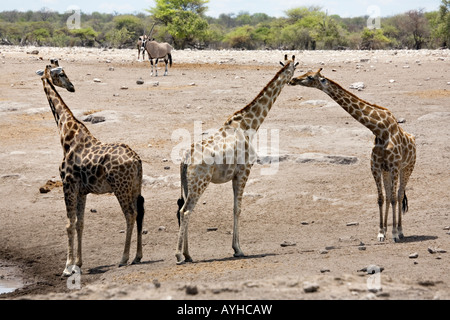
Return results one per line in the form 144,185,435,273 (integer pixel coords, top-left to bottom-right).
3,0,441,17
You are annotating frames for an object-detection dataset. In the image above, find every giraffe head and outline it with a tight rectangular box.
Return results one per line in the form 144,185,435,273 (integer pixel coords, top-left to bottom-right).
36,61,75,93
289,68,329,91
280,54,300,79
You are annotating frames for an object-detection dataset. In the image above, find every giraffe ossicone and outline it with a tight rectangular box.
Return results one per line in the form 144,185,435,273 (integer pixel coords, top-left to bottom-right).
289,68,416,243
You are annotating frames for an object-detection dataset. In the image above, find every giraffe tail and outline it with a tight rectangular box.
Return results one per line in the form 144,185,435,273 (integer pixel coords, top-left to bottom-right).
402,191,408,214
137,195,145,233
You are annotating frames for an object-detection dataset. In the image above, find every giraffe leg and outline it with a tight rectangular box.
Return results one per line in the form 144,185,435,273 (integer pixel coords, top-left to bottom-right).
390,169,400,243
116,193,137,267
75,194,86,270
176,196,197,264
232,172,249,257
397,164,414,239
382,171,392,241
62,185,78,276
372,167,386,242
132,195,145,264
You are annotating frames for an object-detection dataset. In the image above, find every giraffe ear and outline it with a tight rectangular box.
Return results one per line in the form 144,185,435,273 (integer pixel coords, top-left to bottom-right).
36,70,44,76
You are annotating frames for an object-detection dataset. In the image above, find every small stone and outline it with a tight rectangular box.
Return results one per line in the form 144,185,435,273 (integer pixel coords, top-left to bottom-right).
389,79,396,83
136,79,144,85
163,166,170,170
300,221,309,225
108,67,114,71
346,222,359,226
142,229,148,234
320,268,331,273
189,82,196,86
349,82,365,91
280,241,296,247
303,282,319,293
207,227,218,232
185,285,198,295
153,279,161,288
120,86,128,90
397,118,406,123
158,226,165,232
318,249,328,254
93,78,102,83
358,246,366,251
409,252,419,259
90,209,97,213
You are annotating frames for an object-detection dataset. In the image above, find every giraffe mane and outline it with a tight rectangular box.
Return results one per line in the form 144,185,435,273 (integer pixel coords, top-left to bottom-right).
224,61,293,125
325,77,389,112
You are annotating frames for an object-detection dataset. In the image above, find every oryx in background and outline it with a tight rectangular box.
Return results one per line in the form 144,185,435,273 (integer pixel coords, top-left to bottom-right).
141,23,173,76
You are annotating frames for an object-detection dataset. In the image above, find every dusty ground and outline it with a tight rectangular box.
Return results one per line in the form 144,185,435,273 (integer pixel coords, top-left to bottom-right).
0,46,449,300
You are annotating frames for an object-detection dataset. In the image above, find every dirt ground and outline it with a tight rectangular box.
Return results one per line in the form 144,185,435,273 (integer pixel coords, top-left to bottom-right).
0,46,449,300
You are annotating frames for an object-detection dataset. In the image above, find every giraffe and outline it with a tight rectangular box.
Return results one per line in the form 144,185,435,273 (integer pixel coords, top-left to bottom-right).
175,55,298,264
36,61,145,276
289,68,416,242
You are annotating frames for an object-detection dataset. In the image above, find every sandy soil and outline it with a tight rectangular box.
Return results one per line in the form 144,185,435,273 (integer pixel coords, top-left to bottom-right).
0,46,449,300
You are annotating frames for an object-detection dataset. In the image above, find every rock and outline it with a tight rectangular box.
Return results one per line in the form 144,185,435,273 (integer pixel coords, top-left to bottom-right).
158,226,165,231
349,82,365,91
346,222,359,226
300,221,309,225
136,79,144,85
409,252,419,259
295,153,358,165
358,265,384,274
152,82,159,87
303,282,319,293
108,67,114,71
428,247,446,254
320,268,331,273
185,285,198,295
93,78,102,83
280,241,296,247
389,79,396,83
27,50,39,55
83,115,105,124
206,227,218,232
120,86,129,90
299,100,329,107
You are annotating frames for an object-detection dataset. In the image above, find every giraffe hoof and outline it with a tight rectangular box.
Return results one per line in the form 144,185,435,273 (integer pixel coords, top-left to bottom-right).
131,258,142,265
233,252,246,258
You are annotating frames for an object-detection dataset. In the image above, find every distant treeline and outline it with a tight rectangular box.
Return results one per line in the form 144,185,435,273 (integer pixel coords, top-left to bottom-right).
0,1,449,50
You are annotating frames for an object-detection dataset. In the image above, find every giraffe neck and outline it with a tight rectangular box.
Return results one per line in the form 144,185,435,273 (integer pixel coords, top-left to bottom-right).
321,79,393,136
225,64,292,132
42,78,96,153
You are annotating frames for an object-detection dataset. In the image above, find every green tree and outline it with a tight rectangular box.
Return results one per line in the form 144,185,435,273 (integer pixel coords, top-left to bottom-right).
148,0,209,48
